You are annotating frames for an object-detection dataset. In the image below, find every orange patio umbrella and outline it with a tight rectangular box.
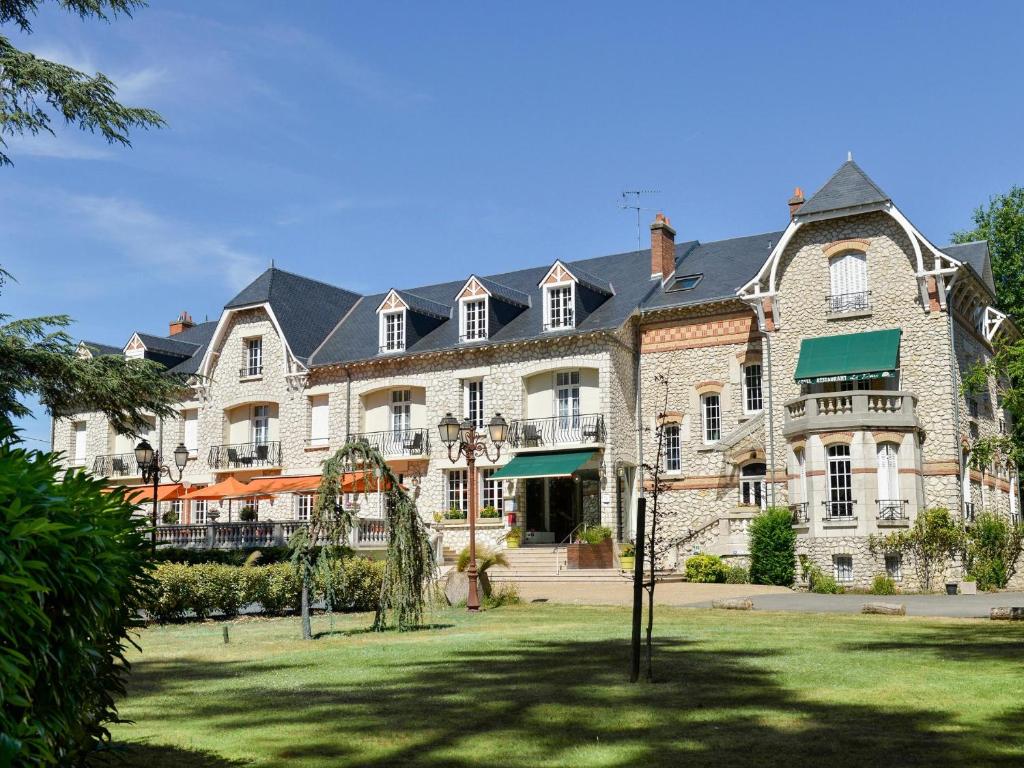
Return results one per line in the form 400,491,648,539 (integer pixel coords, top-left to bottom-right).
181,476,268,501
110,483,186,505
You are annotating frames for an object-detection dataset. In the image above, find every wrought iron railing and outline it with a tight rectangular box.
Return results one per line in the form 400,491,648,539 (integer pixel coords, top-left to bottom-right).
239,365,263,378
507,413,604,448
347,428,430,457
964,502,976,522
822,499,857,520
789,503,809,524
207,441,281,470
92,452,141,477
827,290,871,314
876,499,909,521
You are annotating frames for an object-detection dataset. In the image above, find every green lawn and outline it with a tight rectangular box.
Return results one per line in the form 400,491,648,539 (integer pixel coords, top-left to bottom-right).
93,605,1024,767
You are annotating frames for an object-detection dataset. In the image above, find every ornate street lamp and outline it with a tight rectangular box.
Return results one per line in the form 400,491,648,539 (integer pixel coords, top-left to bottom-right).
135,438,191,551
437,411,508,611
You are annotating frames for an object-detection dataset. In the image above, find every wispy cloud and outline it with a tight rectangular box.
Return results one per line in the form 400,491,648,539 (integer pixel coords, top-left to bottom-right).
32,42,169,103
3,131,112,161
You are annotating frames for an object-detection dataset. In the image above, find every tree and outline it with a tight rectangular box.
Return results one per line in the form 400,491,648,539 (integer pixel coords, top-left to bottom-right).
748,507,796,586
964,511,1024,590
1,0,163,166
870,508,964,592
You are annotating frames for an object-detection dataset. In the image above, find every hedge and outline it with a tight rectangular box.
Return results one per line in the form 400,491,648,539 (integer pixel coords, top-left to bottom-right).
684,553,728,583
749,507,797,586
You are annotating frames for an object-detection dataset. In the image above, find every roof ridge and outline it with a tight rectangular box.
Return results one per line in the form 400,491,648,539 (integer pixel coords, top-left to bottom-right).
267,265,363,300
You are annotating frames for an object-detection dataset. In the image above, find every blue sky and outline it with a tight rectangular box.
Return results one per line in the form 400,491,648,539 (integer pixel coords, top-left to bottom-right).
4,0,1023,445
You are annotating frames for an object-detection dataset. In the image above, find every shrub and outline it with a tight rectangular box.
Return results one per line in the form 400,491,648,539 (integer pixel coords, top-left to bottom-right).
725,565,749,584
748,507,797,586
445,507,466,520
806,564,843,594
161,509,179,524
0,436,152,765
238,505,257,522
870,574,898,595
579,525,612,544
198,564,245,617
685,553,728,583
155,546,298,566
965,512,1023,590
870,507,964,592
484,581,521,608
479,505,500,519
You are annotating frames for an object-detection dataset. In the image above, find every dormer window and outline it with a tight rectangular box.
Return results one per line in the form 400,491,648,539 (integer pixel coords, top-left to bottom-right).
538,260,610,332
545,284,574,330
380,310,405,353
461,298,487,342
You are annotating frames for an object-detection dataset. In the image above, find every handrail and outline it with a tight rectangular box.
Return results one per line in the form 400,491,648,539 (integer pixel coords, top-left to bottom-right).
507,413,604,448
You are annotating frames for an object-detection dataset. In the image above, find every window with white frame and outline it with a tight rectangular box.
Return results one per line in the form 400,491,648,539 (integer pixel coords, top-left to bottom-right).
701,393,721,443
245,337,263,376
192,499,207,525
1011,473,1019,525
827,444,853,517
480,468,504,515
833,554,854,583
252,405,269,444
740,463,767,508
168,499,182,524
828,251,868,312
556,371,581,430
446,469,468,516
391,390,411,436
461,298,487,341
885,553,902,580
876,443,900,517
182,409,198,454
464,379,484,429
662,423,681,472
73,421,87,464
743,363,763,414
380,310,405,352
309,395,330,446
545,284,574,330
796,448,808,503
296,493,314,522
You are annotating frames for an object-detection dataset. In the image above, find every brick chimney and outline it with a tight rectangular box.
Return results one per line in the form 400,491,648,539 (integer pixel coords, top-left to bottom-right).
169,311,194,336
788,187,805,218
650,213,676,279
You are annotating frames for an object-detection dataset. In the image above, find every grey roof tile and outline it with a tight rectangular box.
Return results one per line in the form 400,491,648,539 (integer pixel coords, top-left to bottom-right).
942,240,994,293
80,340,123,357
475,277,530,308
797,160,890,216
394,290,451,320
135,333,201,358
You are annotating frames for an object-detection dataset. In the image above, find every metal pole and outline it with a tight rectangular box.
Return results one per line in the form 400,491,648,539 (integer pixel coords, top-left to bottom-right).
150,457,160,553
629,496,647,682
763,331,777,508
466,438,481,612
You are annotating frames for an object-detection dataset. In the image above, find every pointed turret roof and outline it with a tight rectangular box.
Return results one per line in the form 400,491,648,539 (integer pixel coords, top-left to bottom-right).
798,160,891,216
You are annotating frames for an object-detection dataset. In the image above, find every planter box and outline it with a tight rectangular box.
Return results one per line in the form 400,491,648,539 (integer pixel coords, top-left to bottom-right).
566,538,614,569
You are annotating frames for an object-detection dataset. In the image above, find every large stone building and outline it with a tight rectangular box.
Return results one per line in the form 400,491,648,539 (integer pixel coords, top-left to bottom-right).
55,159,1019,587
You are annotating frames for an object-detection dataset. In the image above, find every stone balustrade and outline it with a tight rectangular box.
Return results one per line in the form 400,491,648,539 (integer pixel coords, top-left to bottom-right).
154,518,389,551
782,390,919,436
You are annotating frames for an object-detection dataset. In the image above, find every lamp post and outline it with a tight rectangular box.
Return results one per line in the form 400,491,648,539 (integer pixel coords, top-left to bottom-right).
135,439,191,552
437,411,508,612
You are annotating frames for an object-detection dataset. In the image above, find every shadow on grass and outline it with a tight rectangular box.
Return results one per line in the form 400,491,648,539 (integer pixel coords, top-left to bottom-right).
313,622,455,639
115,625,1024,768
840,623,1024,661
88,742,253,767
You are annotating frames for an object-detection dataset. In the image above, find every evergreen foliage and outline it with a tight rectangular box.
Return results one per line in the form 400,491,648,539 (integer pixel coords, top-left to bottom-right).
964,512,1024,590
684,553,728,583
748,507,797,586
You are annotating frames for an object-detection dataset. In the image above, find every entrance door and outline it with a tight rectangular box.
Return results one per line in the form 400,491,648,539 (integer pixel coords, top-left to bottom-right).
548,477,576,541
525,479,546,533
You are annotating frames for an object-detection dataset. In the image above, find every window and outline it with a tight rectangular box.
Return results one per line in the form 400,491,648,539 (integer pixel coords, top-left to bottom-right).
245,337,262,376
73,421,87,464
885,553,902,581
381,310,405,352
743,363,763,414
309,395,330,446
740,463,767,508
169,499,182,523
252,405,269,444
876,443,900,511
701,393,721,443
968,398,979,418
545,284,574,330
833,555,854,583
296,494,314,522
464,379,484,429
481,468,504,515
462,299,487,341
663,423,681,472
556,371,581,431
192,499,207,525
828,251,868,312
391,390,411,436
446,469,468,516
838,380,871,392
827,444,853,517
795,448,808,503
668,273,703,292
182,410,198,454
1011,474,1019,525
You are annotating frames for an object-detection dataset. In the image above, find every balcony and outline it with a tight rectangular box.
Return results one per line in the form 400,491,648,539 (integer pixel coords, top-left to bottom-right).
783,391,918,437
507,413,604,449
822,499,857,522
877,499,910,526
208,441,282,470
239,365,263,379
92,452,140,478
826,290,871,316
789,502,809,525
347,428,430,458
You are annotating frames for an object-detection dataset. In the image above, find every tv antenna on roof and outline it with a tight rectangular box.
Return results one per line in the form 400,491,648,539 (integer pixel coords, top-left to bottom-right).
621,189,661,257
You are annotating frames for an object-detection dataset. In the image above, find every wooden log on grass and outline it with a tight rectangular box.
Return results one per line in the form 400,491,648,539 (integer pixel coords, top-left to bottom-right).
712,598,753,611
861,602,906,616
990,607,1024,621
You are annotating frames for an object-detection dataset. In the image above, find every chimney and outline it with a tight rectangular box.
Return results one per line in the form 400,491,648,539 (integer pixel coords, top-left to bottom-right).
650,212,676,279
788,187,805,218
169,311,194,336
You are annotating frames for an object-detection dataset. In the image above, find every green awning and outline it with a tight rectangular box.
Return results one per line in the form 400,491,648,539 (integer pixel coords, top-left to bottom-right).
490,450,598,480
794,329,902,384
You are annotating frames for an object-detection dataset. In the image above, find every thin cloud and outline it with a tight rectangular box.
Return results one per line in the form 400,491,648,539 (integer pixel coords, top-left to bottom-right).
4,131,112,161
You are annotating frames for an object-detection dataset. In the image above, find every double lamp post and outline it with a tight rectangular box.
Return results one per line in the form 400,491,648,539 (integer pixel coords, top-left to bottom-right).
134,438,191,551
437,411,508,612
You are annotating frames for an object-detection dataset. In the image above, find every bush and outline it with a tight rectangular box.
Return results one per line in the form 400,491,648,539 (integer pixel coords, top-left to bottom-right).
484,581,521,608
579,525,612,544
444,507,466,520
965,512,1023,590
725,565,749,584
238,505,257,522
749,507,797,586
870,574,898,595
0,436,152,765
161,509,179,524
685,553,728,583
807,564,843,594
155,546,301,566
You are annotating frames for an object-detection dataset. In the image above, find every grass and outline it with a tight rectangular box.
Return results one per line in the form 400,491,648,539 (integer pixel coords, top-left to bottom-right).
93,605,1024,767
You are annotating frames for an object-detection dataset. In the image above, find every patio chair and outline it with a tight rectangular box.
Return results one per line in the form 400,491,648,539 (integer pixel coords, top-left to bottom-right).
227,447,252,468
523,423,543,447
582,421,600,441
112,457,127,476
255,443,270,463
403,432,423,454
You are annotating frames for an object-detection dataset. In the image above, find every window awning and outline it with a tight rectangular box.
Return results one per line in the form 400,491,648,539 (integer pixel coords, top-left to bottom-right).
490,450,598,480
794,328,902,384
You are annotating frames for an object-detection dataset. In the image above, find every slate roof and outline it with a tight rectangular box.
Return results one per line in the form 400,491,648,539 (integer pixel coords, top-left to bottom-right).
797,160,891,216
80,340,123,357
942,240,994,293
475,277,530,308
164,321,218,376
392,290,451,320
135,332,201,359
564,264,614,296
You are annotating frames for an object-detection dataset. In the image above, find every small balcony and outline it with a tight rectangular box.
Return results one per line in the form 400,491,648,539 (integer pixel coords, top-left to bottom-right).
783,391,918,436
208,441,282,470
507,413,604,450
822,499,857,522
789,502,809,525
239,365,263,380
348,428,430,458
92,452,140,478
826,290,871,316
877,499,910,526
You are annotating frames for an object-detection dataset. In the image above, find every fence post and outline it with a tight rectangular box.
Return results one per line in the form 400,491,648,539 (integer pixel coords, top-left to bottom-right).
206,524,216,549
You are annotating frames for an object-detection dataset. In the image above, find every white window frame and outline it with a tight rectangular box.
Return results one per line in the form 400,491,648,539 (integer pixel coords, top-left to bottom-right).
391,389,411,436
555,371,581,432
182,409,199,455
796,448,808,503
380,309,406,353
833,554,854,583
740,463,767,509
480,467,504,515
169,499,182,523
827,444,853,517
296,493,315,522
460,297,488,342
73,421,88,464
544,282,575,330
309,395,330,447
829,251,868,299
245,337,263,376
192,499,207,525
252,404,269,444
464,379,484,429
876,443,900,503
446,469,468,516
662,423,681,473
701,393,721,444
742,363,763,414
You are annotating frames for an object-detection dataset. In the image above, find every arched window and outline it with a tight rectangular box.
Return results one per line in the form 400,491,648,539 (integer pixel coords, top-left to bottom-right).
828,251,868,313
876,443,901,520
740,462,766,509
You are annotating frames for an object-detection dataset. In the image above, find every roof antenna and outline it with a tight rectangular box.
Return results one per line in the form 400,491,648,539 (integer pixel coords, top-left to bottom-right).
847,151,853,162
621,189,661,257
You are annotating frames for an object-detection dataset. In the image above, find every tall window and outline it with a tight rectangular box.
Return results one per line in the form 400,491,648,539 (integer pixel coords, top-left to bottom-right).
382,310,405,352
662,423,681,472
701,393,721,443
73,421,87,464
465,379,484,429
546,284,574,329
246,337,262,376
296,494,314,522
740,463,767,508
795,448,808,503
309,395,330,446
827,444,853,517
833,555,854,583
462,299,487,341
447,469,468,516
1011,473,1020,525
169,499,182,523
252,405,269,444
556,371,581,430
876,443,900,517
391,390,411,435
182,409,198,454
828,251,868,312
743,363,763,414
481,468,504,514
192,499,207,525
885,553,902,580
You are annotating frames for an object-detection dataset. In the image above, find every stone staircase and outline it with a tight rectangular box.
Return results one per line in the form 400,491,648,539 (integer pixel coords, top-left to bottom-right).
487,546,632,583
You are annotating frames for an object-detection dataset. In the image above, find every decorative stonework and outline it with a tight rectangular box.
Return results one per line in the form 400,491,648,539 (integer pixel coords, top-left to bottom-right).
641,310,758,353
695,380,725,395
822,238,871,258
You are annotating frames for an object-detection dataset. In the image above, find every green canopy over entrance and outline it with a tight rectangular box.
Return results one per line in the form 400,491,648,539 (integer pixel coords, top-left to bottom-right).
794,328,902,384
490,449,598,480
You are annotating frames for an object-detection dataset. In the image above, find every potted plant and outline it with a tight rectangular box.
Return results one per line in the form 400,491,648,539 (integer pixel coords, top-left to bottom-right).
480,505,500,519
505,526,522,549
567,525,614,569
161,509,179,525
444,507,466,521
238,505,258,522
619,541,636,571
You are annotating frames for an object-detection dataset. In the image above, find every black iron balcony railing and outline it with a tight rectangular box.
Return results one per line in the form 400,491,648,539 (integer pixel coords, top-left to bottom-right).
507,413,604,448
877,499,909,521
822,499,857,520
347,428,430,457
208,441,281,470
92,452,140,477
964,502,976,523
239,365,263,378
827,290,871,314
789,502,809,525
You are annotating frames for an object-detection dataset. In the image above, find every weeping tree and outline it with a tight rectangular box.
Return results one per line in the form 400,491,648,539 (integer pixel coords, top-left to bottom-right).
289,441,434,640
